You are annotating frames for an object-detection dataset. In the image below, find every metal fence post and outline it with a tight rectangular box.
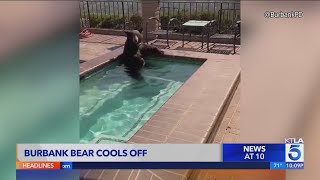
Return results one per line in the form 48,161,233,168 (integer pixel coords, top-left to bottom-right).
122,2,126,29
86,1,91,28
218,3,222,33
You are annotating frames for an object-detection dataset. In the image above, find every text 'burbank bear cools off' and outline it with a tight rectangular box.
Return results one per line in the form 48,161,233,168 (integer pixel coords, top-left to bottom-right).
24,149,148,157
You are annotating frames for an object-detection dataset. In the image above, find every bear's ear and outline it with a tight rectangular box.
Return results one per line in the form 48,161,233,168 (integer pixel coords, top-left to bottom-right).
138,28,143,34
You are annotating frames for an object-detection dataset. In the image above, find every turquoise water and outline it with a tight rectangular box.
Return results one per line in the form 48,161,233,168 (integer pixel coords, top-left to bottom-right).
80,57,202,143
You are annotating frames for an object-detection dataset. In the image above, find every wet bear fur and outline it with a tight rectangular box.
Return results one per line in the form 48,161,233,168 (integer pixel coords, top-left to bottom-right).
115,28,164,73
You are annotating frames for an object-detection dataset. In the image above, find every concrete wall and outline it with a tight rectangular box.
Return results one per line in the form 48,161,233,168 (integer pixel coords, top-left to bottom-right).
141,0,160,32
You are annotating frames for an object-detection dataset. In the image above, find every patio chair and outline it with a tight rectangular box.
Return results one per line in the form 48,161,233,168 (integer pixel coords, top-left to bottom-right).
233,20,240,54
210,20,240,54
209,8,240,54
145,17,182,48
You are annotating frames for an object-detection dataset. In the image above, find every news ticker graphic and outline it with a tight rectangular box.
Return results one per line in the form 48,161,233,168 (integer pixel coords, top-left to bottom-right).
16,139,304,170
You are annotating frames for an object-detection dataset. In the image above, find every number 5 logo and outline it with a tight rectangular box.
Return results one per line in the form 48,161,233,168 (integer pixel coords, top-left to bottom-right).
286,144,304,162
288,145,301,161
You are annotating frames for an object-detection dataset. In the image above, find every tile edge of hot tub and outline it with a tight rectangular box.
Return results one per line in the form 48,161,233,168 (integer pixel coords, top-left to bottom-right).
79,49,240,180
79,48,208,79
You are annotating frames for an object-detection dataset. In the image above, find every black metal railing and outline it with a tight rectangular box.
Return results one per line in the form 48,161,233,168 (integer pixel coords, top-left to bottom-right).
80,1,240,34
159,1,240,34
80,0,141,30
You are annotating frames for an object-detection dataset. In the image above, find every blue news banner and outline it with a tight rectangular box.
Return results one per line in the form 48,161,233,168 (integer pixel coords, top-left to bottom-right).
223,144,304,170
56,144,303,170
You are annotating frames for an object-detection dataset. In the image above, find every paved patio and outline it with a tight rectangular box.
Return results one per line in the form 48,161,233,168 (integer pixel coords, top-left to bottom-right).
80,34,241,180
213,86,240,144
80,34,240,63
80,35,125,62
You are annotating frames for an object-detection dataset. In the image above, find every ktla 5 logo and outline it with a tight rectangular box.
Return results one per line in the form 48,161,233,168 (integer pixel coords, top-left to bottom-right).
285,144,304,162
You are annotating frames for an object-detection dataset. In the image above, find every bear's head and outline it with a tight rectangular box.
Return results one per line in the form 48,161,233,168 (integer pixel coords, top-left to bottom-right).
123,28,143,56
124,28,143,46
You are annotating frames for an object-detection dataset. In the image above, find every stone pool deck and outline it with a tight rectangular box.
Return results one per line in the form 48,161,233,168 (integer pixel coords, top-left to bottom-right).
80,34,240,180
80,35,125,61
80,34,240,63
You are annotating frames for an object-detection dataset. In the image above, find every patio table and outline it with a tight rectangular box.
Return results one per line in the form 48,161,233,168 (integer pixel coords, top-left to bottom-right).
182,20,213,51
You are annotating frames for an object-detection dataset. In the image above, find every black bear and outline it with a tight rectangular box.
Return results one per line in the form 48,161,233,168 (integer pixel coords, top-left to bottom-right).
115,28,164,75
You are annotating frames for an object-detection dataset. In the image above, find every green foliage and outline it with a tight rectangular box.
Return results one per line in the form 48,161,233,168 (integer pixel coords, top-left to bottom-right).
86,14,142,29
199,12,211,21
130,15,143,29
160,15,170,29
97,16,114,28
113,16,126,29
84,10,239,34
89,15,104,27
